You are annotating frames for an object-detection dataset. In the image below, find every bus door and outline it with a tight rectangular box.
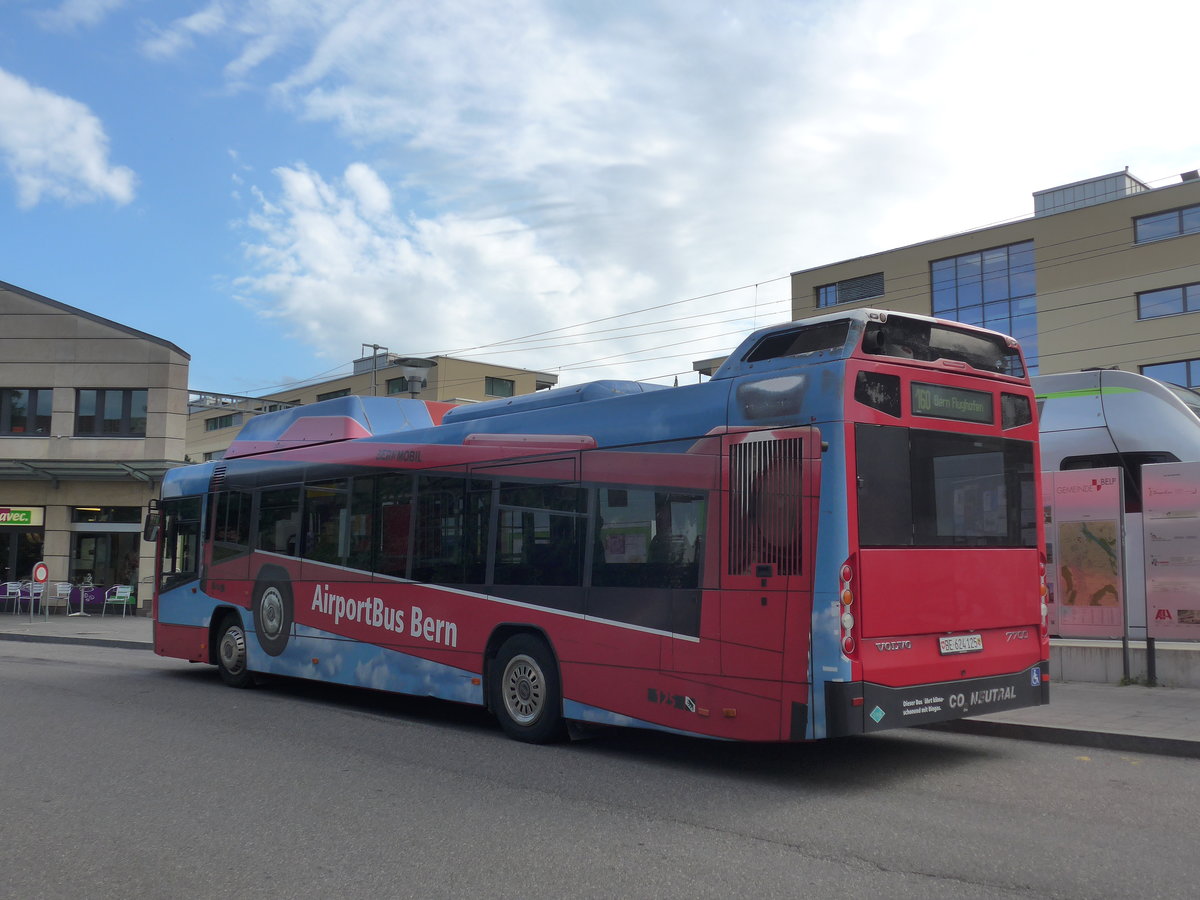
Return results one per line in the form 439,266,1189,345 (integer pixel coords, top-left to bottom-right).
717,427,820,683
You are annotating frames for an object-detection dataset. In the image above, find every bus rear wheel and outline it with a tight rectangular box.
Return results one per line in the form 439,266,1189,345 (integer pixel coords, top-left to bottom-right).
216,617,254,688
491,634,566,744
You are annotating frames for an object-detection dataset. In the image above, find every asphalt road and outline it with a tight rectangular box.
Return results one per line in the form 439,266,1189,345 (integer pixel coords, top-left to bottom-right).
1,641,1196,900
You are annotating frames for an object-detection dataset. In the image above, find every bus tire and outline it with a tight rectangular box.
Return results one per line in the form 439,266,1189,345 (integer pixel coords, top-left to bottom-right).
215,616,254,689
252,574,293,657
491,634,566,744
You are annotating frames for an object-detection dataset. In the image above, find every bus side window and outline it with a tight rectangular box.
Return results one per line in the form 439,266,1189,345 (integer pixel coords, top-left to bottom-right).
411,476,491,585
256,486,302,555
593,489,705,589
347,476,376,573
211,491,252,562
377,473,413,579
303,480,349,565
494,482,585,587
160,497,202,590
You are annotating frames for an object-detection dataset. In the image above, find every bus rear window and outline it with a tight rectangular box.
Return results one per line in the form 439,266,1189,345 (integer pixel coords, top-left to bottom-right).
862,317,1025,377
856,424,1036,548
743,320,851,362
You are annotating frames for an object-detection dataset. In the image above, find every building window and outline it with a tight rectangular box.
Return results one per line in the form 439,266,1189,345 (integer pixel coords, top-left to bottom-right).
1137,283,1200,320
316,388,351,402
1142,359,1200,388
816,273,884,308
0,388,52,435
205,413,242,431
203,450,227,462
75,389,147,436
930,240,1038,373
71,506,141,524
1134,205,1200,243
485,377,515,398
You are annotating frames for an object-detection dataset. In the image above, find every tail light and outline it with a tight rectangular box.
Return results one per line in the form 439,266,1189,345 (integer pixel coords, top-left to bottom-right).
840,559,857,657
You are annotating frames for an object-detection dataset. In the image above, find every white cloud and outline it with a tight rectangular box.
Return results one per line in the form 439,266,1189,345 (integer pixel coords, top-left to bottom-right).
161,0,1200,380
35,0,130,30
140,2,227,60
0,67,136,209
237,162,627,374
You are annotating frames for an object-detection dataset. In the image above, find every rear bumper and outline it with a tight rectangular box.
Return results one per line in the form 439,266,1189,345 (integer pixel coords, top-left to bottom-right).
825,661,1049,737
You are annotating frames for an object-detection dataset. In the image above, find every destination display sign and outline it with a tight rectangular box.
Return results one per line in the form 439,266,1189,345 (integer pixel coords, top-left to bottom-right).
911,382,994,424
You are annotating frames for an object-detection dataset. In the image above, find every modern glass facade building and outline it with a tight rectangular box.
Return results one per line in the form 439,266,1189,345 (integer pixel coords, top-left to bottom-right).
789,168,1200,383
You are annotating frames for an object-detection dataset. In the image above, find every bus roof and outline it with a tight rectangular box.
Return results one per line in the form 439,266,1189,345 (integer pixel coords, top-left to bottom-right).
225,395,456,459
713,308,1025,381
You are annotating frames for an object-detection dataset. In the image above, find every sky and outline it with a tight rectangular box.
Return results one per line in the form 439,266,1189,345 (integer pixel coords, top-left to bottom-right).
4,0,1200,397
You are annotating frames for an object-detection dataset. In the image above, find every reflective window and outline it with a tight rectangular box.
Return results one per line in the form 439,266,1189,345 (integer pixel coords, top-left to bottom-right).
160,497,202,591
494,482,585,587
375,474,413,578
210,492,252,563
1142,359,1200,388
75,389,148,436
256,487,301,555
928,240,1038,374
593,489,705,589
485,377,515,398
1137,283,1200,320
816,272,885,308
856,425,1037,548
0,388,52,435
412,476,489,584
303,481,350,565
1135,205,1200,243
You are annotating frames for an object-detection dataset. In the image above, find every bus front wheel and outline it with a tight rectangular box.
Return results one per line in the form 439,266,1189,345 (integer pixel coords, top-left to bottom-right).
491,634,566,744
216,617,254,688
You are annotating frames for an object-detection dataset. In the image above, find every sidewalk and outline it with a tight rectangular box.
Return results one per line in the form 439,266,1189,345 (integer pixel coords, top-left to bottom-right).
2,613,1198,758
0,611,153,651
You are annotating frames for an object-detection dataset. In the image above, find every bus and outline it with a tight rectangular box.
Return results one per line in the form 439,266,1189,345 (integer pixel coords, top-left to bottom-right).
151,309,1049,743
1035,368,1200,638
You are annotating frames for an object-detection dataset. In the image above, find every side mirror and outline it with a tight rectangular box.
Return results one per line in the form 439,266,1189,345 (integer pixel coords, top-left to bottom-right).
143,512,161,543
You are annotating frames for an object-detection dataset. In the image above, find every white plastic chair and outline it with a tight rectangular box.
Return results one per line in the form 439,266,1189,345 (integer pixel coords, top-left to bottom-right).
24,582,45,621
49,583,73,618
1,582,22,614
102,585,134,617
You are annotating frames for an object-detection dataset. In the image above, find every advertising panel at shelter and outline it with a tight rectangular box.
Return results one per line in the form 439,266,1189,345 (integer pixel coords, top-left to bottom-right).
1045,468,1125,639
1142,461,1200,640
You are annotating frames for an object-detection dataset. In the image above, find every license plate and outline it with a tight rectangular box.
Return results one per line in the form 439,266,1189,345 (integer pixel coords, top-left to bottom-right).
939,634,983,655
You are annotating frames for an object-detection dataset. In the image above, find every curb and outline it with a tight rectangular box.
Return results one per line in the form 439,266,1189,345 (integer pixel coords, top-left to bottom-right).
927,718,1200,760
0,632,151,652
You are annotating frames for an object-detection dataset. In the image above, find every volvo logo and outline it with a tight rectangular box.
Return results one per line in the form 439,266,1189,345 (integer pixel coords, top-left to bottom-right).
874,640,913,652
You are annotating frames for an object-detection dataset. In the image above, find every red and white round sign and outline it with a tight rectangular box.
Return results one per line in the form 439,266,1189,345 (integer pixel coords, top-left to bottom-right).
32,561,49,583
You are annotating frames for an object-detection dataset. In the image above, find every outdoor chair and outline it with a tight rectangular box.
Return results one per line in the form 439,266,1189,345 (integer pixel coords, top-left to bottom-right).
2,582,22,614
23,582,45,620
49,582,74,618
102,584,134,617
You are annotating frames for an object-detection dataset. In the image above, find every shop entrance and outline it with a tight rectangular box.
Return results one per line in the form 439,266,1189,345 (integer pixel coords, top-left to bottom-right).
0,528,45,582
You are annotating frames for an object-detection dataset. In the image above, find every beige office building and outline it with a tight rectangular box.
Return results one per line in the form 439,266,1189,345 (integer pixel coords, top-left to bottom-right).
789,168,1200,382
188,351,559,462
0,280,189,611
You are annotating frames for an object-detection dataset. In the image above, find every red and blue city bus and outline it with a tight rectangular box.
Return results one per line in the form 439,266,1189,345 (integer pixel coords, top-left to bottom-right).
151,309,1049,743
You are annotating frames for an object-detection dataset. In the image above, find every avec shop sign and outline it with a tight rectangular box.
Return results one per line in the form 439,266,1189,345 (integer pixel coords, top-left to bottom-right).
0,507,43,527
